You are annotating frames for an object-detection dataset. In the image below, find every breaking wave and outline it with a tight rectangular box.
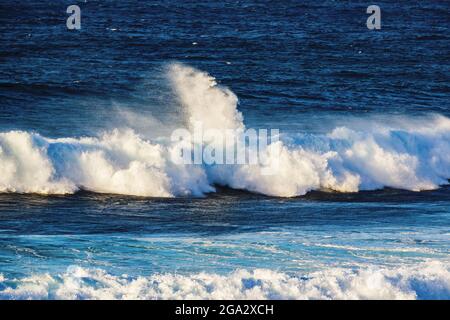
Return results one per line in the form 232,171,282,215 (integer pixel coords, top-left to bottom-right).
0,261,449,300
1,63,450,197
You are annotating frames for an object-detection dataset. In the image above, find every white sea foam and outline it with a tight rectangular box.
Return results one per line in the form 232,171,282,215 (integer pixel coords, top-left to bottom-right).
1,63,450,197
0,261,448,300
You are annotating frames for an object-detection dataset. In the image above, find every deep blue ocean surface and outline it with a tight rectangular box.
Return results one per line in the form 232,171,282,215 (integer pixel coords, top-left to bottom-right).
0,1,449,299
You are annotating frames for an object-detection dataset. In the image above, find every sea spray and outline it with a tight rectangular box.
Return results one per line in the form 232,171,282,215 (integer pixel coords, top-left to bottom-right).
0,63,450,197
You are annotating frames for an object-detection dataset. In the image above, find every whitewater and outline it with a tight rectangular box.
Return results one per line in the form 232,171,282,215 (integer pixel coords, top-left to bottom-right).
1,63,450,197
0,261,449,300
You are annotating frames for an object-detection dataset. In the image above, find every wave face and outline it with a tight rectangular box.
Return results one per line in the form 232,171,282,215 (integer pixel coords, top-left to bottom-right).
0,261,448,300
1,63,450,197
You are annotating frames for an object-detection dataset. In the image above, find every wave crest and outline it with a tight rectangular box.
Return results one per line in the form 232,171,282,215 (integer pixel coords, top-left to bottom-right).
1,63,450,197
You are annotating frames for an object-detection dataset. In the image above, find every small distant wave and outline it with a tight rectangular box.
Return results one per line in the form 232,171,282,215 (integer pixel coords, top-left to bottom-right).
0,261,448,300
1,63,450,197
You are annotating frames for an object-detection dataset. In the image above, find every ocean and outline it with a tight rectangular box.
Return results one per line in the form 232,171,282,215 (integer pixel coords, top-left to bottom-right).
0,0,449,299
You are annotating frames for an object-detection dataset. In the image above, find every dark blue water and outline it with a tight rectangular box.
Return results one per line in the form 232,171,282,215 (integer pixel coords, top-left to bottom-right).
0,1,449,299
2,0,449,135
